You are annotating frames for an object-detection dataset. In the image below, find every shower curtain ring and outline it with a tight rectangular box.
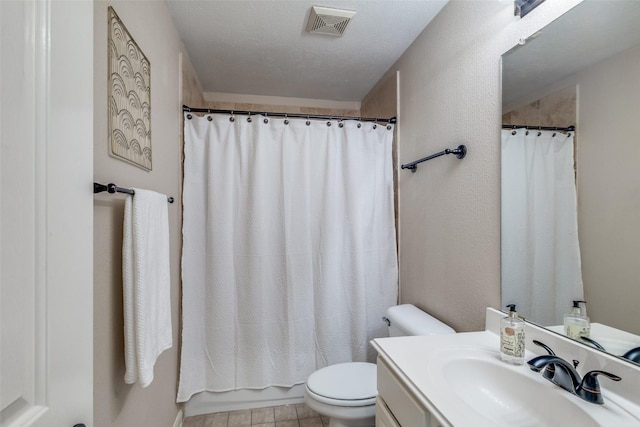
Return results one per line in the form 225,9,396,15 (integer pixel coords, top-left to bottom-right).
284,114,289,125
247,112,252,123
306,115,310,126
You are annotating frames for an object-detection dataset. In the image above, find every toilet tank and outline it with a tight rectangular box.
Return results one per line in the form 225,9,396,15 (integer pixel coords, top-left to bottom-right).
386,304,455,337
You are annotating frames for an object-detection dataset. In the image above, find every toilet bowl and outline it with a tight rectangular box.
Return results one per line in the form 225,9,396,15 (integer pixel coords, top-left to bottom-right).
304,304,455,427
304,362,376,427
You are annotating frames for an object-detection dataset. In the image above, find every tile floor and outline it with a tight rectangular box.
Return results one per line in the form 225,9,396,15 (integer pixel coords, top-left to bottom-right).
182,403,330,427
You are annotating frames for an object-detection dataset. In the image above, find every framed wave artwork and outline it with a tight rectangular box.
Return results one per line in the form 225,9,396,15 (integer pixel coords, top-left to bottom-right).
108,6,152,171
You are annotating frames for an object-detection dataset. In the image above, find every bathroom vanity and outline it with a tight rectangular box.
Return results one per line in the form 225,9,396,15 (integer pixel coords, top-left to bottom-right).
371,308,640,427
375,357,442,427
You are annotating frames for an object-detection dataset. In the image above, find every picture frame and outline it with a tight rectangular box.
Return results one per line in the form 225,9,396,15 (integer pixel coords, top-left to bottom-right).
107,6,152,171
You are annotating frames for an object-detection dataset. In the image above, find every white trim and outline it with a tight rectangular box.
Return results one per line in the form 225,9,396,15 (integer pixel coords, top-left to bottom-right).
173,409,184,427
395,69,401,305
178,52,183,120
202,92,360,112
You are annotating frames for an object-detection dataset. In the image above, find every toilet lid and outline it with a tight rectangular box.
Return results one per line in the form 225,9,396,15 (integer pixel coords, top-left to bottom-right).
306,362,377,401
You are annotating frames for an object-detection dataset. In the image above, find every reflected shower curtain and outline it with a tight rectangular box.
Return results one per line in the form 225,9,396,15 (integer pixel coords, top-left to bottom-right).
501,129,583,326
177,113,398,402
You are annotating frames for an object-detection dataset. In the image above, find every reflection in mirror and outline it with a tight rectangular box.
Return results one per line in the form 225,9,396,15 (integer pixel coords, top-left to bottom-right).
501,0,640,362
514,0,546,18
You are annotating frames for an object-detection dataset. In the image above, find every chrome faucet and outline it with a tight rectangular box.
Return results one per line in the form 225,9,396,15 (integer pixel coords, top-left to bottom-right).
527,344,622,404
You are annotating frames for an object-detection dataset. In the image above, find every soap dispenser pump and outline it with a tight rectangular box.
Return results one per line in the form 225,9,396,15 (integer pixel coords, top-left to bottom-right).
564,300,590,340
500,304,525,365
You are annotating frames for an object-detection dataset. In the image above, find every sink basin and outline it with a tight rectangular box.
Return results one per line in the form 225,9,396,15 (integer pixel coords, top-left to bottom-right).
373,328,640,426
441,353,598,426
422,347,640,426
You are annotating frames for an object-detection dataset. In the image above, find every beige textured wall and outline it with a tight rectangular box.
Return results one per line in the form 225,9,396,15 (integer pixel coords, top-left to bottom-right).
93,1,184,426
361,72,400,259
574,44,640,335
384,0,581,332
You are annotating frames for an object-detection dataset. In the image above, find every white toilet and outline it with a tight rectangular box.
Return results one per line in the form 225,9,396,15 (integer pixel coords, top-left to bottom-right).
304,304,455,427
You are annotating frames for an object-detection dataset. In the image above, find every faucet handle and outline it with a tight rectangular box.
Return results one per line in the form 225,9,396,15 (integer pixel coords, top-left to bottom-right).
533,340,556,380
578,370,622,404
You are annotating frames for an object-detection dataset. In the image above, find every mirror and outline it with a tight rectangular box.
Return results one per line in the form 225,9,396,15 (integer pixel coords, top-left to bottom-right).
501,0,640,362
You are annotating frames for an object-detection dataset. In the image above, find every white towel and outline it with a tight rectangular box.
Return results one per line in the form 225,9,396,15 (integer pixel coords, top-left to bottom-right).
123,188,172,387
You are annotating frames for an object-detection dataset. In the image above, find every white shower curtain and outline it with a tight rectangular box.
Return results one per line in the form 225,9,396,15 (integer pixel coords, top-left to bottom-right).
501,128,583,326
177,113,398,402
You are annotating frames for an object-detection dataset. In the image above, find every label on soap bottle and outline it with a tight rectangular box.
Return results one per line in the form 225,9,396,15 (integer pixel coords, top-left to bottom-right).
501,326,525,358
566,319,590,340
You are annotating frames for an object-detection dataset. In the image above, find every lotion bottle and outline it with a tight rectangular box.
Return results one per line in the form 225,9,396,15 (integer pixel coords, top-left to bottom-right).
564,300,590,340
500,304,525,365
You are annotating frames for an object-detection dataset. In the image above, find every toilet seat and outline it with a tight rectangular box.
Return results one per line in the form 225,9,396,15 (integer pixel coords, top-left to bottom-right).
305,362,377,407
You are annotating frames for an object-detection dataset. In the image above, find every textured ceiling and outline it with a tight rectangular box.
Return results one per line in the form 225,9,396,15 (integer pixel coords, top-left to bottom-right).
165,0,448,102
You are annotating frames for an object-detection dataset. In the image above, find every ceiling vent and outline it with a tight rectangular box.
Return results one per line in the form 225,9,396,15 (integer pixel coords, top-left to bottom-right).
306,6,356,37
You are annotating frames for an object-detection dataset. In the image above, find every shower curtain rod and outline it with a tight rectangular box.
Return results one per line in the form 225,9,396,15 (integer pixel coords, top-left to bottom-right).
183,105,396,124
94,182,174,203
502,124,575,132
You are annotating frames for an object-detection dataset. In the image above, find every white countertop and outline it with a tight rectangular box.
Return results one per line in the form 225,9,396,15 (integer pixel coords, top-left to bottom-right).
372,320,640,426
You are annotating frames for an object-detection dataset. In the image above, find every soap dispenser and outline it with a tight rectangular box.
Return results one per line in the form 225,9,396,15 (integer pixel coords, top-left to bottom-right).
564,300,590,340
500,304,525,365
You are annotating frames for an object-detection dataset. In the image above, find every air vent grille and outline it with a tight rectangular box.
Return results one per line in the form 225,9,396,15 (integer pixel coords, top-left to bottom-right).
306,6,356,37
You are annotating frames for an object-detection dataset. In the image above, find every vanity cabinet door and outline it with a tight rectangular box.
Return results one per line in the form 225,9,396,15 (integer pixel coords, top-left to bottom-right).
375,397,400,427
377,357,432,427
